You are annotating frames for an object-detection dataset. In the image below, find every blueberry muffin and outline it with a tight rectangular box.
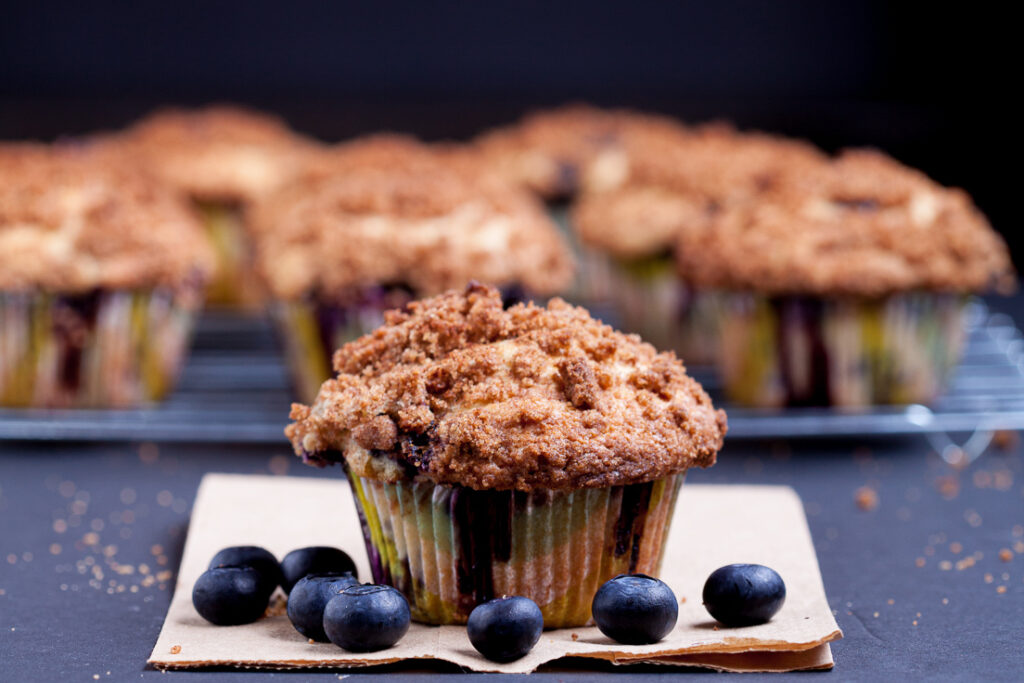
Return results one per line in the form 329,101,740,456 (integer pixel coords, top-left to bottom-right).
474,104,690,201
675,149,1015,406
0,143,214,407
250,136,574,402
286,283,726,627
121,105,319,308
571,123,828,363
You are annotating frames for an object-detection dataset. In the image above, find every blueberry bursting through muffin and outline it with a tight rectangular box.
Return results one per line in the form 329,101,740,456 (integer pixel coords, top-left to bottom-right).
287,283,725,627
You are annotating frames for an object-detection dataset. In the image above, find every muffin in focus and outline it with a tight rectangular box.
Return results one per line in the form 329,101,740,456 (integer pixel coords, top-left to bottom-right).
286,283,726,626
0,144,214,407
251,135,574,402
571,123,828,363
121,105,319,308
675,149,1015,407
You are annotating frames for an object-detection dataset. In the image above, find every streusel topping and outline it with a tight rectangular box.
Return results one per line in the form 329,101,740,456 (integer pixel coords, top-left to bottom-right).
287,283,726,491
0,144,214,292
251,136,574,300
474,104,691,199
675,149,1015,295
121,105,319,203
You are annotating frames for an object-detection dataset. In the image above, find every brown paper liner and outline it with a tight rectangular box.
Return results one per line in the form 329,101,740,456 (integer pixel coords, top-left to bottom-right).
348,472,685,628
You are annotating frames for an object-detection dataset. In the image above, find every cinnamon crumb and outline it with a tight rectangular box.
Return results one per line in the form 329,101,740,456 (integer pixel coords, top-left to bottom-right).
571,633,579,641
991,429,1019,450
170,645,181,655
854,486,879,511
999,548,1013,562
996,586,1007,594
915,557,926,568
949,542,963,554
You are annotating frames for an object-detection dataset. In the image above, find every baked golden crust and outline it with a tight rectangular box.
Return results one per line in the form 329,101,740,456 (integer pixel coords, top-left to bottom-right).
0,143,214,292
250,135,574,300
120,105,319,203
286,284,726,491
675,149,1015,296
572,123,828,258
474,104,691,199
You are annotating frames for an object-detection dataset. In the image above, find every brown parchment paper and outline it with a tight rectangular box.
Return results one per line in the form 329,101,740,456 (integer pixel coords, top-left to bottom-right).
148,474,841,673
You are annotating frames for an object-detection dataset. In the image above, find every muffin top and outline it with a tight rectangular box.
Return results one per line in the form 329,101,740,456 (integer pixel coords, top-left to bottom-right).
572,123,828,259
287,283,726,491
0,143,214,292
675,149,1015,296
120,105,318,203
474,104,691,199
250,135,574,300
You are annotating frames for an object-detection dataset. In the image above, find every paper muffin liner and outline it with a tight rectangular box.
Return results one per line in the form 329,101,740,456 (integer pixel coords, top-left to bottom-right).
576,248,718,364
194,201,265,310
710,291,968,407
0,288,201,408
346,471,685,628
271,288,415,403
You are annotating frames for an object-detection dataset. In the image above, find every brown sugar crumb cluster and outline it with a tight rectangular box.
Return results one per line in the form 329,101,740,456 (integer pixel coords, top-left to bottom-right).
571,123,828,258
0,143,214,292
119,105,319,203
287,283,726,491
250,136,574,300
674,149,1015,296
474,104,690,199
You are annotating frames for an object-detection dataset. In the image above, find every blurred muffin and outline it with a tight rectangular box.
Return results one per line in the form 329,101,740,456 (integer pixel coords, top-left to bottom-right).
0,143,214,407
675,149,1015,407
287,283,726,626
572,123,828,363
474,104,690,200
121,105,319,308
250,135,574,402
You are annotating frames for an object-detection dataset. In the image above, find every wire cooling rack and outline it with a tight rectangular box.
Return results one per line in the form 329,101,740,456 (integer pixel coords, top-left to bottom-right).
2,301,1024,460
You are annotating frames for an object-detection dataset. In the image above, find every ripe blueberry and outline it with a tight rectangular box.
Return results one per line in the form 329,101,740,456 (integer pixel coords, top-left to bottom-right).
466,596,543,662
192,566,269,625
209,546,282,598
591,574,678,644
702,564,786,627
323,584,411,652
281,546,357,594
286,572,359,642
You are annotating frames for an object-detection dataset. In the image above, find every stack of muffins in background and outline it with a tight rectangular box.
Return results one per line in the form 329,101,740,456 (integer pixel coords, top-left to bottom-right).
0,102,1014,410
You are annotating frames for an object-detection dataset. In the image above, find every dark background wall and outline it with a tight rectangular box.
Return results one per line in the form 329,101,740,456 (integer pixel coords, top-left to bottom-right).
1,1,1017,259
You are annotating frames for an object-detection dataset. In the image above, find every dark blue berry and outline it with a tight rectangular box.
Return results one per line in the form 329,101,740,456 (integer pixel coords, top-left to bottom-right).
209,546,282,598
192,566,269,625
702,564,786,627
591,574,678,644
281,547,357,594
466,596,544,663
286,572,359,641
323,584,411,652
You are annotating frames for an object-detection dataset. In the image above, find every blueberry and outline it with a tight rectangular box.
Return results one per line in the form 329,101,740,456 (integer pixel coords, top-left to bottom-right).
192,566,269,625
281,547,357,594
702,564,786,627
466,596,544,663
209,546,282,598
286,572,359,641
323,584,411,652
591,574,678,644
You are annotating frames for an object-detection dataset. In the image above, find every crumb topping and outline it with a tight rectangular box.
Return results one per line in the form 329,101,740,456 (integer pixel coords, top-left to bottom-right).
0,143,214,292
675,149,1015,295
250,136,574,300
120,105,319,203
474,104,691,198
286,283,726,491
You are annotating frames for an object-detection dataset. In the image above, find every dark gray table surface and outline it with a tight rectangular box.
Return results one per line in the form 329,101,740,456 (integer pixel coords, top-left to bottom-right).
3,296,1024,681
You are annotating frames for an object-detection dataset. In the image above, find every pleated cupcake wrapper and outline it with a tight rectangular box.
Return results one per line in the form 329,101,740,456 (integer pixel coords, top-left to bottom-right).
194,202,265,310
575,249,718,364
347,471,685,628
0,289,199,408
272,298,403,404
710,291,968,407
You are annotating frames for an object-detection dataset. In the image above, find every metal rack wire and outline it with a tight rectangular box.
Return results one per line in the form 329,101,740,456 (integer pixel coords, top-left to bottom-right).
2,301,1024,460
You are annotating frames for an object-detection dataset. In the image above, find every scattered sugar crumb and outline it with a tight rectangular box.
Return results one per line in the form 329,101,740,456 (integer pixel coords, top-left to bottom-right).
997,586,1007,594
984,573,994,584
887,598,895,605
170,645,181,654
915,557,926,568
949,542,963,554
854,486,879,511
912,620,918,627
938,561,952,571
873,612,879,618
942,598,949,605
999,548,1014,562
